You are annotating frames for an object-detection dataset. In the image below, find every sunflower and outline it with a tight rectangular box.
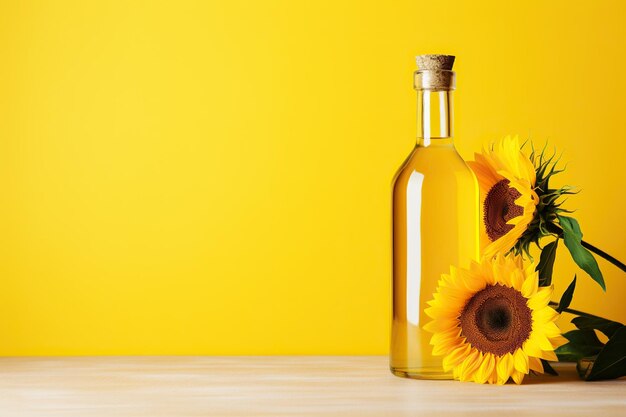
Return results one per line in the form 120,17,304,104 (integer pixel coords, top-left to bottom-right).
468,136,538,258
423,254,567,385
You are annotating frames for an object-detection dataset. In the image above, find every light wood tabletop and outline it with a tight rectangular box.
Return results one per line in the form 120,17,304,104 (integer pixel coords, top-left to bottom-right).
0,356,624,416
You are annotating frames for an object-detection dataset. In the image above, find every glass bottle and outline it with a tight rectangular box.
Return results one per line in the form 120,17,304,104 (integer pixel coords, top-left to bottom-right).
390,55,479,379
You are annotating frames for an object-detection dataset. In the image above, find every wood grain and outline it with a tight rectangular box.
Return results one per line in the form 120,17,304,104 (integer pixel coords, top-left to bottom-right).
0,356,624,416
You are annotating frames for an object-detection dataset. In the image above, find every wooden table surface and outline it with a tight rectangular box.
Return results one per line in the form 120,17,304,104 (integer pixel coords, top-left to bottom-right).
0,356,624,416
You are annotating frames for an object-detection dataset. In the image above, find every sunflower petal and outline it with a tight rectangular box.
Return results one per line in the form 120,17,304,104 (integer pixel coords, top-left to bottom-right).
513,348,529,374
421,251,561,385
522,337,544,358
458,349,482,382
528,356,544,373
430,327,462,347
475,353,496,384
442,343,471,371
423,319,458,334
496,353,515,384
511,370,525,385
521,273,538,298
549,335,569,349
532,306,559,324
528,287,553,311
540,349,558,361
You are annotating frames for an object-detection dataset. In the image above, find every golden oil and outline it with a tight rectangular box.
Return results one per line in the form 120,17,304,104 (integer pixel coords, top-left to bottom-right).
390,55,479,379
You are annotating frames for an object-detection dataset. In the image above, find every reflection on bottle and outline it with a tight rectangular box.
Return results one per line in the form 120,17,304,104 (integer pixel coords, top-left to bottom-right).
391,55,479,379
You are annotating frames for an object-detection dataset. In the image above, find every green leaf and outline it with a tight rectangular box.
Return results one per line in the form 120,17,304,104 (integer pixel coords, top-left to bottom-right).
537,240,558,287
572,316,624,339
557,215,605,291
555,329,604,362
541,359,558,376
581,326,626,381
556,275,576,313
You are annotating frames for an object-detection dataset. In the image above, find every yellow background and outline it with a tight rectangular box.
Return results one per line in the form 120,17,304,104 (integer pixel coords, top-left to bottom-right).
0,0,624,355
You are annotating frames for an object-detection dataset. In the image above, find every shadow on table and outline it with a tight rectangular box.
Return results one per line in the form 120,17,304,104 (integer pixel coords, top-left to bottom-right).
523,363,581,385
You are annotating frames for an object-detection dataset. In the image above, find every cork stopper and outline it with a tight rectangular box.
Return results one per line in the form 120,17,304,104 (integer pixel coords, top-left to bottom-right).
414,54,456,90
416,54,455,71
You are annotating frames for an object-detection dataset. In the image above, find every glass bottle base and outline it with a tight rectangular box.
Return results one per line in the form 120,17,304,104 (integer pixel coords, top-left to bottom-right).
390,367,453,380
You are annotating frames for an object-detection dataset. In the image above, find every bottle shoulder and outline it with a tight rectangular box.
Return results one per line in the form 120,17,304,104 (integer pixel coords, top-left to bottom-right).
393,144,477,190
396,144,474,173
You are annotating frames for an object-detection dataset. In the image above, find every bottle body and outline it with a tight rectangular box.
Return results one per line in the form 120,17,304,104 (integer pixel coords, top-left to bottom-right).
390,138,479,378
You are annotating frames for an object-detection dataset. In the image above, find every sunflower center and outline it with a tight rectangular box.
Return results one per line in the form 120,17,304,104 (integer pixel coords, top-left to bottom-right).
484,179,524,242
459,284,532,356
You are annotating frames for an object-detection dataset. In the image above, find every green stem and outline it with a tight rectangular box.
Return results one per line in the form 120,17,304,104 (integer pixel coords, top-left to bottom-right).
548,301,606,320
580,240,626,273
548,224,626,273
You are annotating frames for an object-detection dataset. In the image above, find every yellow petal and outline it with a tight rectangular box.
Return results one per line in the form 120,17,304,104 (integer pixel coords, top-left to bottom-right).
541,321,562,338
425,305,461,320
430,327,462,347
514,348,529,374
550,335,569,349
469,153,502,192
475,353,495,384
488,362,499,385
442,343,471,371
528,356,544,373
452,366,461,380
521,273,538,298
524,260,538,279
528,287,552,310
532,306,559,324
461,272,487,293
432,339,455,356
458,349,481,382
423,319,459,334
509,270,525,290
532,331,557,351
541,349,558,361
496,353,514,384
523,337,543,358
511,370,525,385
484,230,519,258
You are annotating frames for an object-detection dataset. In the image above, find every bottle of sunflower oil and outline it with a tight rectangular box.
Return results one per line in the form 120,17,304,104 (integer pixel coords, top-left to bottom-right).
391,55,479,379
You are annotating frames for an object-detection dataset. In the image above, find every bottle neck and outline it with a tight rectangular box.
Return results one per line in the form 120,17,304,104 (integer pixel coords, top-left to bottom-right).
417,89,453,146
